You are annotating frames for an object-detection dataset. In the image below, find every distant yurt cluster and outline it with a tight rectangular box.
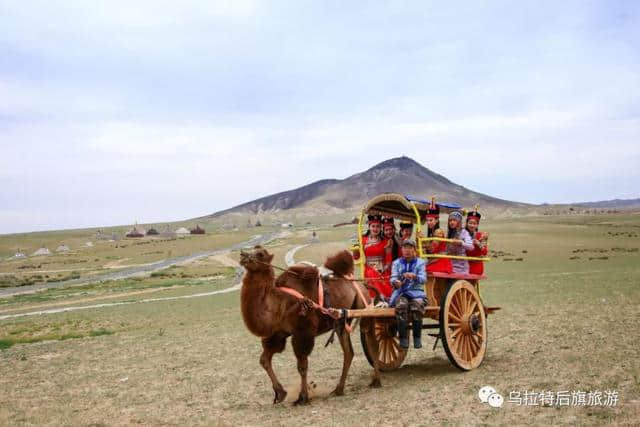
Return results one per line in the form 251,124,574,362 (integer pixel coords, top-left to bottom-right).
9,242,79,259
3,221,211,262
123,222,207,239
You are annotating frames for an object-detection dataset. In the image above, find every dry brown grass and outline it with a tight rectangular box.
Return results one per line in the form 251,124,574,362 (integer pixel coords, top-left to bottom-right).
0,215,639,425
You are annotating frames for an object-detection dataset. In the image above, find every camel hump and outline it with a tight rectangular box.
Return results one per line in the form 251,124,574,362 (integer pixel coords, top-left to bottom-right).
289,264,319,279
324,250,354,277
275,264,318,287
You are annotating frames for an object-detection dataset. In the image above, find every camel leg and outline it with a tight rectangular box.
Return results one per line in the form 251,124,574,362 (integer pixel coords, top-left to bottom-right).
291,332,314,405
330,328,354,397
362,319,382,388
260,334,288,404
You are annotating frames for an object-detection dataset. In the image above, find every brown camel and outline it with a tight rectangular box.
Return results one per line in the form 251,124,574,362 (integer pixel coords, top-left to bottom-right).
239,246,382,405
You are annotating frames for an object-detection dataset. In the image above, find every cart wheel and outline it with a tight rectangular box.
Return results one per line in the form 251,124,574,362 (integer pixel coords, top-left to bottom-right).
439,280,487,371
360,318,407,371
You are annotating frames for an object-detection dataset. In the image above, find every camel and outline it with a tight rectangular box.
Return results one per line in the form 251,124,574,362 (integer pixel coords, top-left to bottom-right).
239,246,382,405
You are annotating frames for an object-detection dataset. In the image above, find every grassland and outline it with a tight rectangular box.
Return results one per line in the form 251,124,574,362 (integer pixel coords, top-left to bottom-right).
0,224,258,290
0,213,639,425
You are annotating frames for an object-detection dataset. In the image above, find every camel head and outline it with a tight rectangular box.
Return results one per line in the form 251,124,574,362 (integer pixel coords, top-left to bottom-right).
239,245,274,272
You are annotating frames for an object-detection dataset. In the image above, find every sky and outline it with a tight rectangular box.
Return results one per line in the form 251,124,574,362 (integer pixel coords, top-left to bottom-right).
1,0,639,234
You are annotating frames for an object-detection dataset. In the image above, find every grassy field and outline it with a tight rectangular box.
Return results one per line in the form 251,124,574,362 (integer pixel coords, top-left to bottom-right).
0,213,639,425
0,225,259,289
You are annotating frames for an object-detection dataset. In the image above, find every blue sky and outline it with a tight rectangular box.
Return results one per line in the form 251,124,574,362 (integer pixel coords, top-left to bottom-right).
1,1,639,233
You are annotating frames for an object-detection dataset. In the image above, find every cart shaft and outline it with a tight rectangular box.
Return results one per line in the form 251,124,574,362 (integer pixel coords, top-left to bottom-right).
346,306,440,318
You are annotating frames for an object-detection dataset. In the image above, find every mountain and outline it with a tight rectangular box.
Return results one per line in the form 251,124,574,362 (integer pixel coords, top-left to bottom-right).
572,198,640,209
210,156,528,218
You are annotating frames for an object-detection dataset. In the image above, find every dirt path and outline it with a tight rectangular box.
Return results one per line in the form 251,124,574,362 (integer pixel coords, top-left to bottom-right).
103,258,167,269
284,244,309,266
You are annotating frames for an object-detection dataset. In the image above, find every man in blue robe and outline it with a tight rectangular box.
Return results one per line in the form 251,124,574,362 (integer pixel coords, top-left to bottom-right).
390,239,427,349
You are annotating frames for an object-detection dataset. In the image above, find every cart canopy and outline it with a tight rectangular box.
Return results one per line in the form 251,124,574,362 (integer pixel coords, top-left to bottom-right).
363,193,461,222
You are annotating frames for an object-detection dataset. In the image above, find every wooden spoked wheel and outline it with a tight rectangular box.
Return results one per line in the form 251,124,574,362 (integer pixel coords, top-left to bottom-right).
360,318,407,371
439,280,487,371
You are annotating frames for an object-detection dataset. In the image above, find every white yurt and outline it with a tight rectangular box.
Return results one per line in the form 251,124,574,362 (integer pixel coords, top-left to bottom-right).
175,227,190,236
32,247,51,256
85,241,94,247
56,245,70,253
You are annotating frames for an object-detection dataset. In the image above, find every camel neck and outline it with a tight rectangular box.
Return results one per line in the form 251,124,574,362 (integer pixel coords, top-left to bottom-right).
242,268,275,294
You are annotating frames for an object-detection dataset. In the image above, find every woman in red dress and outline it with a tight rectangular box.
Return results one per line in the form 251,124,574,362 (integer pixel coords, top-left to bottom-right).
423,202,452,274
353,215,393,299
465,209,488,275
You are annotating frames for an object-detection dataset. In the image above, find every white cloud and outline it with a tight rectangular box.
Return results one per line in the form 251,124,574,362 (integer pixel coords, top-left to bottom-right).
1,1,639,232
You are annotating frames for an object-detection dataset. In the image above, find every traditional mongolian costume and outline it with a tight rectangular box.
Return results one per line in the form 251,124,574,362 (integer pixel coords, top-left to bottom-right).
424,201,453,274
382,216,400,260
446,211,474,274
390,239,427,349
398,220,413,243
354,215,393,298
465,209,488,275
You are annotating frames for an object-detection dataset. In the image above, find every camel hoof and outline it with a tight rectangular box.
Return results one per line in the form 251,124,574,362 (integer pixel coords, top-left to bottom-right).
273,388,287,404
293,394,310,406
369,378,382,389
330,387,344,397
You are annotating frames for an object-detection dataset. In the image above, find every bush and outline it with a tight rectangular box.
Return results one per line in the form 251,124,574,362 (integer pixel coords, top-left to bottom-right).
150,271,170,278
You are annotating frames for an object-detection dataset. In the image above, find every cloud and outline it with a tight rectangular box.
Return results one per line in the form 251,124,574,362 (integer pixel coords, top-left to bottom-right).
1,1,639,233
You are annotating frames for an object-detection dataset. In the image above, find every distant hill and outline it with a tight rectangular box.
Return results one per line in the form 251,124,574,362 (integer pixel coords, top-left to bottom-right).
209,156,529,218
572,198,640,209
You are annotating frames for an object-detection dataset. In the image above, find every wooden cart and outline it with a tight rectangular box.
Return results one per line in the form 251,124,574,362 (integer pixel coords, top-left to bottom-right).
349,193,500,371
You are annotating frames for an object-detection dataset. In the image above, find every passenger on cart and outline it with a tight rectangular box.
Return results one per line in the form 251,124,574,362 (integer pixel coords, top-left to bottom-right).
446,211,474,274
390,239,427,349
398,220,413,243
465,208,489,275
424,199,441,239
382,216,400,260
422,200,453,274
352,214,393,299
